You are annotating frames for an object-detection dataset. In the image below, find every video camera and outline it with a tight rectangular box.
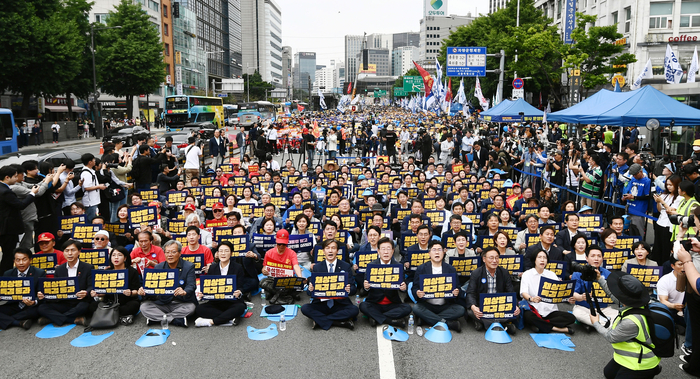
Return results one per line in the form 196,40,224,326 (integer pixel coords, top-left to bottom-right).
669,214,695,228
571,262,598,282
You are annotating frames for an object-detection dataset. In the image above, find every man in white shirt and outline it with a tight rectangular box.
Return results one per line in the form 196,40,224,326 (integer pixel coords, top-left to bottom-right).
183,137,202,186
51,122,60,143
440,134,455,165
461,130,474,162
400,127,411,156
657,256,685,323
80,153,106,222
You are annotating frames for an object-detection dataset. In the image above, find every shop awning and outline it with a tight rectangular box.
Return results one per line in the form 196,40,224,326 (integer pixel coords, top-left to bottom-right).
44,105,87,113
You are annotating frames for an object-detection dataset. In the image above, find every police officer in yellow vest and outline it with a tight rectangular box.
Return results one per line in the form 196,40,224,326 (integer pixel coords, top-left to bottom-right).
589,271,661,378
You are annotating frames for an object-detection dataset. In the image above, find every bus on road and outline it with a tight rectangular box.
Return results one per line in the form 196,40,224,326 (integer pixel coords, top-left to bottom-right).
237,101,276,128
0,108,18,155
223,104,239,126
164,95,224,132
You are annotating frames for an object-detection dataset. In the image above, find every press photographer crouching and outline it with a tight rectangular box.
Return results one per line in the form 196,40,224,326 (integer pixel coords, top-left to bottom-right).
568,245,619,331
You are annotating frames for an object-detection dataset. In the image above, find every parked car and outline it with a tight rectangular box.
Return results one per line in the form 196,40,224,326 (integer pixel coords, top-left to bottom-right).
0,149,85,174
103,125,150,146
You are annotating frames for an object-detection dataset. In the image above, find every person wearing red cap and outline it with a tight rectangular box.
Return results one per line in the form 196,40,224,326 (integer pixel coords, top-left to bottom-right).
206,202,228,228
260,229,304,304
506,183,522,211
36,232,67,270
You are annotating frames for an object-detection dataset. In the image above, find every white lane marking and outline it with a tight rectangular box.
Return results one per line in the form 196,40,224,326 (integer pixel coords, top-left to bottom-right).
376,325,397,379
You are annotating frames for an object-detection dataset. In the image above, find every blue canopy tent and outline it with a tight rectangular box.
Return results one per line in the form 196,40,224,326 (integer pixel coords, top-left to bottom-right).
548,86,700,126
479,98,544,122
478,99,512,119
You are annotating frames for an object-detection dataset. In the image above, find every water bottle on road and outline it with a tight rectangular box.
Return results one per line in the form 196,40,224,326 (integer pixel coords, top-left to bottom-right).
279,314,286,331
161,314,168,330
407,315,414,334
261,289,266,306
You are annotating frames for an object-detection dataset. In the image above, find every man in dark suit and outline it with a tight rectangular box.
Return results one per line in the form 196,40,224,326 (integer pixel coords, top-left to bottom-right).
412,240,465,331
359,238,411,327
473,141,488,177
302,239,359,330
466,247,520,333
0,247,46,330
0,165,39,273
554,213,580,255
208,129,227,169
37,240,93,326
138,239,197,327
524,225,565,271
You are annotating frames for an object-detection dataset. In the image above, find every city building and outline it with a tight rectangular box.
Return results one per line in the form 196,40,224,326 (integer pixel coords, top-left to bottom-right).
393,32,421,49
294,52,317,89
282,46,292,92
313,60,346,93
490,0,509,14
533,0,700,107
190,0,241,86
392,46,420,76
355,48,392,77
418,14,475,71
89,0,166,119
172,1,205,96
241,0,283,85
345,35,363,83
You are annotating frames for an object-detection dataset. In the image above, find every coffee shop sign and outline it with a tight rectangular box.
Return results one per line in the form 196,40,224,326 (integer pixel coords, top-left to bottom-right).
669,35,698,42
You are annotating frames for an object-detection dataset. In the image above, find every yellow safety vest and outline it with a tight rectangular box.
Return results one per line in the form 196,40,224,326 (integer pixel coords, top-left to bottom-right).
611,309,660,371
671,197,699,240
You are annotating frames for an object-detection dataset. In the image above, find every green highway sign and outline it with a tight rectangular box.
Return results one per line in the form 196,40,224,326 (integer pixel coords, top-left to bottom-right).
403,76,425,92
374,90,387,98
393,87,408,97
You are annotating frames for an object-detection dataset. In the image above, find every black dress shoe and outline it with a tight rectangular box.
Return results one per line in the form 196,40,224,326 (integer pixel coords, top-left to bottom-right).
232,318,240,326
311,321,318,330
506,323,517,335
474,320,484,331
333,320,355,330
19,319,32,330
37,317,51,326
369,318,378,327
389,318,406,328
447,320,462,333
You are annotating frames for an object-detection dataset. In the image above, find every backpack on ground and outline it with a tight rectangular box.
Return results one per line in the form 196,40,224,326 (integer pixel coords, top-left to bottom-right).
623,302,678,360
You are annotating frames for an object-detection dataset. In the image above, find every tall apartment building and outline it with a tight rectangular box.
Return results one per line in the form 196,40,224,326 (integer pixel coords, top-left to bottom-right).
393,46,420,76
241,0,283,85
418,14,475,71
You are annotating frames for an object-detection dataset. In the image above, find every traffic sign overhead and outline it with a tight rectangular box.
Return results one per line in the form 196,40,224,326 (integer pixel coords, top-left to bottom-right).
403,76,425,92
446,47,487,77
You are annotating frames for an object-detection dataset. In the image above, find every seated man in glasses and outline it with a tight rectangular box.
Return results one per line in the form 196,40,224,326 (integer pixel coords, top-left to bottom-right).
206,202,228,228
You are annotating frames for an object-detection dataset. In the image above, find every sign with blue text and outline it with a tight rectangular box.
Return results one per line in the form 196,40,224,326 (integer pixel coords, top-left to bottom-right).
446,47,487,77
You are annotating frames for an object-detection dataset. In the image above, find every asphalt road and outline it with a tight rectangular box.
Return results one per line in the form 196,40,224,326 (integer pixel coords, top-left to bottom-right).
3,132,678,379
0,296,688,379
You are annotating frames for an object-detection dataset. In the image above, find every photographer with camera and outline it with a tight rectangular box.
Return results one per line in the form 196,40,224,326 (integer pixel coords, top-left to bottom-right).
676,238,700,376
621,164,651,238
669,180,700,241
132,144,169,191
569,244,619,331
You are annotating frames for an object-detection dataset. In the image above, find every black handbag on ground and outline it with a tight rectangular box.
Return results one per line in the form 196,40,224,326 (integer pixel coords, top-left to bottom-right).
89,296,120,329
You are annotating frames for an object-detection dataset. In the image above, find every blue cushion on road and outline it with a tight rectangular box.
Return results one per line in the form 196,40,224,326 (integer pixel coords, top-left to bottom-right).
36,324,76,339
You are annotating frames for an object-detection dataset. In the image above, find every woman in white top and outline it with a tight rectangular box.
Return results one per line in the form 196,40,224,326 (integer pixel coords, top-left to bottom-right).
520,249,576,334
237,187,258,226
651,174,682,263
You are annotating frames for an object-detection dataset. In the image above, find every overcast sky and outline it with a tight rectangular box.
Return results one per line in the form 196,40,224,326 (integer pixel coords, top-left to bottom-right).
276,0,489,67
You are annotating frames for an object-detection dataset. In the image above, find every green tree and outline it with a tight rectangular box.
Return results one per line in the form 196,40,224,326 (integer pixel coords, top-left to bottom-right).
563,13,637,96
0,0,84,117
97,0,166,117
243,70,275,101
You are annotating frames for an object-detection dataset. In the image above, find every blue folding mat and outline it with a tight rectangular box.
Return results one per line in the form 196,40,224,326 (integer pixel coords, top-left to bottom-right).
530,333,576,351
71,331,114,347
247,324,278,341
36,324,76,339
260,304,298,321
135,329,171,348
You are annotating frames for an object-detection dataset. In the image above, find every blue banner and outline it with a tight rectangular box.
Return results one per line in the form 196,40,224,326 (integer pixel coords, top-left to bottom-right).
0,276,35,301
419,273,458,299
92,269,128,294
310,272,349,298
273,277,305,290
39,278,78,300
143,269,179,295
564,0,577,44
181,254,205,275
537,277,576,303
480,292,517,319
355,250,379,273
200,275,237,300
366,264,403,289
80,249,110,269
128,206,158,229
288,234,314,255
449,257,481,277
252,234,276,252
31,253,57,276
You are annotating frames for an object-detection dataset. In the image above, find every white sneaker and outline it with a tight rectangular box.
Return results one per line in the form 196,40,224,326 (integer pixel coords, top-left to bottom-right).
194,317,213,327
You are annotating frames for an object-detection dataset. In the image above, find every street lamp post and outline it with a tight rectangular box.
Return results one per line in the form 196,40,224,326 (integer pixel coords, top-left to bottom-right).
90,24,121,139
204,50,224,96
